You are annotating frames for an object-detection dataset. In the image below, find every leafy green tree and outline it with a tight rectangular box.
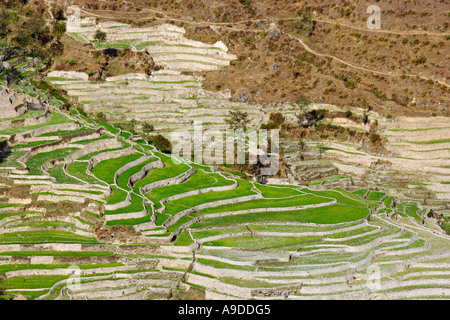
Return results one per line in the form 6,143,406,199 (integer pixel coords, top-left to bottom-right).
142,122,154,133
51,1,65,21
96,111,107,122
362,111,368,125
94,29,107,42
24,15,51,44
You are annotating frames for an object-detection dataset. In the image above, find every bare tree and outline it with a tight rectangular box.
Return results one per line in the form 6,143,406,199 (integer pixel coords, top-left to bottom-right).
316,142,327,159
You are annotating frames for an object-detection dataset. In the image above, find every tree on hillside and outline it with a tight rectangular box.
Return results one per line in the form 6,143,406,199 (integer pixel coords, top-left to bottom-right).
316,142,327,159
147,134,172,154
24,15,51,45
297,109,326,128
142,122,155,133
362,111,368,125
225,110,250,130
296,95,311,107
53,21,66,39
94,29,107,42
103,48,118,58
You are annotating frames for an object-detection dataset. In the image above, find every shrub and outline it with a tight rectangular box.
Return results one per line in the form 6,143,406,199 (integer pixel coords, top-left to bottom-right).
225,110,250,130
344,109,352,117
269,112,284,127
76,106,87,117
362,112,368,125
0,11,10,38
54,21,66,37
369,133,381,143
96,112,107,122
344,80,355,89
296,95,311,106
412,56,426,65
260,123,278,130
297,109,326,128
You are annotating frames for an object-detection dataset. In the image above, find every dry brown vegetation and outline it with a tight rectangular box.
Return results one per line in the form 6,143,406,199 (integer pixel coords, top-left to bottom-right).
53,35,161,80
19,0,447,117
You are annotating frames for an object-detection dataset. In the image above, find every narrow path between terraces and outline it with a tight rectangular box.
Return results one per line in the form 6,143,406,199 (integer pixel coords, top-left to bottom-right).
73,6,449,88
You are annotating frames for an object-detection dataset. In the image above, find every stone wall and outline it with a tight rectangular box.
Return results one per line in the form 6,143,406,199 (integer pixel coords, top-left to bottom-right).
30,184,107,201
104,198,148,222
113,155,150,185
129,159,165,187
0,109,50,132
104,192,132,211
60,128,102,144
0,225,94,238
89,146,135,167
66,138,123,164
140,167,195,194
30,183,110,194
47,70,89,81
157,180,238,213
164,193,265,229
19,141,82,172
10,121,80,145
171,200,338,237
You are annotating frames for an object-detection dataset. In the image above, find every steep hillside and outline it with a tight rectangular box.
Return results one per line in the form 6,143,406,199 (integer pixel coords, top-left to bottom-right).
0,82,449,300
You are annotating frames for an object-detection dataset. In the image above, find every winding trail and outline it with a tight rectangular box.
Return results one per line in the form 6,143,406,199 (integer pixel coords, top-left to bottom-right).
74,7,449,88
271,23,449,88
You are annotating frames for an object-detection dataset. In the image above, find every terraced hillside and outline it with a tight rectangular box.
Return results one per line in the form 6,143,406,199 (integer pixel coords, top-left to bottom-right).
46,68,263,132
0,83,449,300
45,21,260,132
47,18,449,210
281,104,450,206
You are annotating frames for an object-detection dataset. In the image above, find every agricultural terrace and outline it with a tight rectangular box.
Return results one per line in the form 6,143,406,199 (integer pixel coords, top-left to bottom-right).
0,85,449,300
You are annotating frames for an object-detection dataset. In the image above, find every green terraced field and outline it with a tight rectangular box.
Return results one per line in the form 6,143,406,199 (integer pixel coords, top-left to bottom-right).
0,73,448,301
92,153,142,184
26,148,80,175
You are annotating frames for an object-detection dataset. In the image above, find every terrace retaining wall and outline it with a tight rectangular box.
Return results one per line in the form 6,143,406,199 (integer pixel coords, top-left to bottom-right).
157,180,238,213
164,193,265,229
10,122,80,145
104,198,148,222
172,200,339,237
66,138,123,164
0,109,50,132
104,192,132,211
129,159,165,186
89,146,135,167
140,167,195,194
113,155,151,185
